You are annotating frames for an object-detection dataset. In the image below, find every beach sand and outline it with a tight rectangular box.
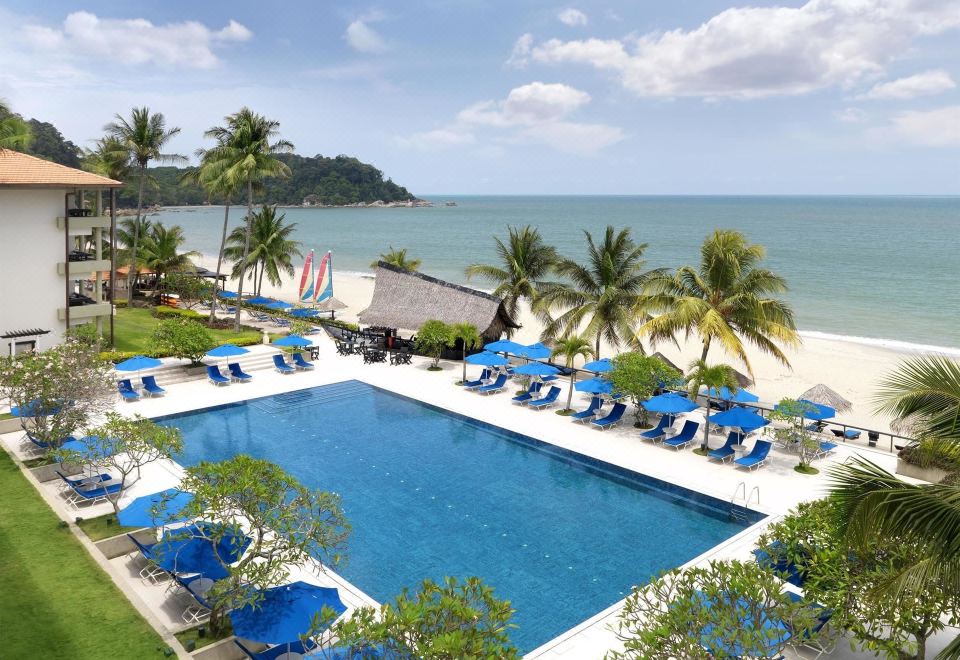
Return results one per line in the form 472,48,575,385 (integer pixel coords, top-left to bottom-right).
199,254,925,435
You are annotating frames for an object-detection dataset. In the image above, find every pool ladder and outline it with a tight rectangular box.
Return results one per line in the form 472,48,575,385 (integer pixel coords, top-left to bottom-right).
730,482,760,522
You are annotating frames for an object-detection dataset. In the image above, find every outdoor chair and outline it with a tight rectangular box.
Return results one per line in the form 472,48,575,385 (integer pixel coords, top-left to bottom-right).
753,540,807,587
291,353,315,370
26,431,63,451
141,375,166,397
57,470,122,508
571,396,603,423
813,441,837,460
528,386,561,410
56,471,112,493
785,592,837,659
477,374,508,395
662,420,700,450
234,640,317,660
830,428,862,440
390,351,412,365
117,379,140,401
127,534,168,584
228,362,253,382
173,574,213,624
272,354,296,374
512,380,543,405
335,340,351,356
708,431,744,461
591,402,627,430
639,415,673,443
734,440,773,470
464,369,491,389
206,365,231,386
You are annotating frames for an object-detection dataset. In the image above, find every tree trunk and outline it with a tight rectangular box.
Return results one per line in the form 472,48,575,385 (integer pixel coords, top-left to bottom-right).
461,347,467,384
127,168,146,298
701,395,711,451
700,338,711,363
234,182,253,332
257,264,265,296
566,372,575,411
595,336,601,359
210,201,230,325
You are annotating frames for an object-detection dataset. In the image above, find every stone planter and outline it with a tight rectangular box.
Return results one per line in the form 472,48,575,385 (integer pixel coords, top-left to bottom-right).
31,461,82,483
0,417,21,434
193,637,246,660
94,528,156,559
896,458,948,484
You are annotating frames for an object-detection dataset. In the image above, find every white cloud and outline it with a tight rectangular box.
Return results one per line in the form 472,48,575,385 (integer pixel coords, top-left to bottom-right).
524,0,960,98
859,70,956,100
345,19,387,53
558,8,588,27
889,105,960,146
19,11,251,69
834,107,867,123
459,82,591,126
507,33,534,68
396,128,476,151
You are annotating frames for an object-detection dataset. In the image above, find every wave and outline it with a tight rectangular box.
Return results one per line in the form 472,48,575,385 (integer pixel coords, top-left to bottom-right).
799,330,960,356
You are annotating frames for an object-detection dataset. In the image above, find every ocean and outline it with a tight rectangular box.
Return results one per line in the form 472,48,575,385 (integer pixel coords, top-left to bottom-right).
152,195,960,352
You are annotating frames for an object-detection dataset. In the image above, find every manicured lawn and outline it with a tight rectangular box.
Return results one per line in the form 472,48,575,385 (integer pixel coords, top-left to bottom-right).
0,412,13,420
0,450,169,658
77,512,143,542
112,306,262,353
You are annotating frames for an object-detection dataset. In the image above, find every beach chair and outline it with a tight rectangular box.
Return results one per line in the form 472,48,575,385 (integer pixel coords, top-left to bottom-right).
708,431,744,462
571,396,603,423
56,471,113,492
639,415,673,443
662,420,699,450
127,533,168,584
753,541,807,587
591,402,626,430
291,352,315,370
813,440,837,460
785,592,836,659
463,369,491,390
477,374,508,395
141,375,166,397
511,380,543,404
272,354,296,374
734,440,773,470
234,640,317,660
117,379,140,401
206,365,231,386
174,574,213,624
25,431,64,451
228,362,253,382
528,386,561,410
830,428,861,440
57,470,122,508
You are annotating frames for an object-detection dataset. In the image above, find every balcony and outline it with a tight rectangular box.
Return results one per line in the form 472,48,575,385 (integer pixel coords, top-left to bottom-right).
56,215,112,232
57,301,112,321
57,259,111,277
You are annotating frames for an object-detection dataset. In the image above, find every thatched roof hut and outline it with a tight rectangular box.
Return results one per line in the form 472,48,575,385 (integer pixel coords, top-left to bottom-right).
798,384,852,412
359,262,519,341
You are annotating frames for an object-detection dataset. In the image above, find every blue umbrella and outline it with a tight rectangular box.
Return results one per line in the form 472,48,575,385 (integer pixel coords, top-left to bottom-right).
206,344,250,358
273,335,313,347
775,399,836,421
575,377,613,394
710,406,770,433
512,362,560,377
643,392,698,414
484,339,526,354
115,355,163,372
582,358,613,373
118,489,194,527
10,399,61,417
59,435,115,461
229,581,347,646
517,342,551,359
265,301,292,311
465,351,509,366
707,386,760,403
218,290,239,299
246,295,275,306
153,524,250,580
290,308,320,318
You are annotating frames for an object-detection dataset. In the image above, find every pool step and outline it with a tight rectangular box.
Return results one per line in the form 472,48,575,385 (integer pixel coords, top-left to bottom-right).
248,381,371,414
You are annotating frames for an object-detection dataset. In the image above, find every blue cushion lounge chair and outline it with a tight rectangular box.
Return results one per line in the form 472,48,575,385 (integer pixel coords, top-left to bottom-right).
291,352,315,370
272,354,296,374
639,415,673,443
814,441,837,460
663,420,700,450
228,362,253,382
512,380,543,404
734,439,773,470
206,365,231,386
463,369,491,389
141,375,166,397
785,591,836,659
591,402,626,430
174,574,214,624
753,540,807,587
708,431,745,462
235,640,317,660
57,471,112,492
830,428,862,440
117,379,140,401
26,431,67,450
528,386,561,410
127,533,168,584
477,373,508,395
57,470,122,508
571,396,603,423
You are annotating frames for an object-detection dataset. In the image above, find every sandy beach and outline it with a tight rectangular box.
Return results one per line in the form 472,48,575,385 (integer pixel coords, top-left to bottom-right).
198,253,931,435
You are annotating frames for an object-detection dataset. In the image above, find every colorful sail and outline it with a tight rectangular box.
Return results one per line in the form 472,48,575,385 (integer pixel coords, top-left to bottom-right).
314,251,334,302
298,250,315,301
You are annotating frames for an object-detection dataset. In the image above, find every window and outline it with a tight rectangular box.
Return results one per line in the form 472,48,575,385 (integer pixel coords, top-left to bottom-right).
13,340,36,355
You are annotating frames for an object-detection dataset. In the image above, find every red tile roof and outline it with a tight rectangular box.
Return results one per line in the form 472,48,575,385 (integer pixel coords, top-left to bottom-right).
0,150,121,188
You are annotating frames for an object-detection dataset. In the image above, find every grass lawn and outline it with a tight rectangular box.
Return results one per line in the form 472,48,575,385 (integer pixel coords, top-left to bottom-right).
175,623,232,651
112,306,262,353
77,512,143,542
0,450,169,658
0,412,13,420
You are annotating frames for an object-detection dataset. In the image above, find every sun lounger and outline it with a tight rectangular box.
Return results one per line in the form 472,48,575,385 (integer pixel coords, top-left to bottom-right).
127,533,168,584
571,396,603,422
512,380,543,404
228,362,253,382
477,374,508,394
141,375,166,397
591,402,626,430
464,369,491,389
206,365,231,386
57,470,122,508
57,471,112,492
830,428,862,440
272,354,296,374
663,420,700,450
291,352,315,370
753,541,807,587
174,574,213,624
734,439,773,470
117,379,140,401
528,386,561,410
785,592,836,659
640,415,673,443
708,431,744,461
234,640,317,660
26,431,65,450
813,441,837,460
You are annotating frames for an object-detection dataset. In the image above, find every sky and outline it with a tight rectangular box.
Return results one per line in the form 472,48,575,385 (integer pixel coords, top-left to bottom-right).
1,0,958,195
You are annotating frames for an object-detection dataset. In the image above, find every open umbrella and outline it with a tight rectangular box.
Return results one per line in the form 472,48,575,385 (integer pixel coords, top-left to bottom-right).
115,355,162,372
265,301,293,311
153,524,251,580
484,339,525,354
205,344,250,359
465,352,509,366
218,290,239,299
59,435,114,461
776,399,835,421
10,399,61,417
246,295,275,306
512,362,560,377
290,308,320,318
710,406,770,434
517,342,551,359
707,386,760,404
118,488,194,527
229,582,347,649
582,358,613,374
797,384,852,412
643,392,698,414
575,377,613,394
273,335,313,348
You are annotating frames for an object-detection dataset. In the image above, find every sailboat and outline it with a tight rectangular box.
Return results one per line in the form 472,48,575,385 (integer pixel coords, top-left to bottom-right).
314,251,333,302
298,250,315,302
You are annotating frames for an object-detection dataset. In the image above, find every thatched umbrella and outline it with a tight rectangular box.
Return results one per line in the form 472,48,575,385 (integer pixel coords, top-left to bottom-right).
731,368,754,388
315,296,347,312
798,384,852,412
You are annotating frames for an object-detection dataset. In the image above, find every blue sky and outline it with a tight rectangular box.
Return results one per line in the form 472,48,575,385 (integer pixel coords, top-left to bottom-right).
1,1,958,194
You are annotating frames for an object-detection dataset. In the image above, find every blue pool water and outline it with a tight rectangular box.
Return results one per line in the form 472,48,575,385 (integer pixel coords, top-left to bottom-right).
160,381,762,652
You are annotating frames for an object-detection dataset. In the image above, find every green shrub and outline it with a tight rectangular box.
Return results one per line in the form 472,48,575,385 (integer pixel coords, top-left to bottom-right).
320,318,359,332
898,440,960,472
153,306,203,320
150,318,214,364
99,350,142,363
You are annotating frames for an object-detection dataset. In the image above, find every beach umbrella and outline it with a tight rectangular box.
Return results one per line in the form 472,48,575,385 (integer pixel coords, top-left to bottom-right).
229,582,347,648
217,290,239,299
575,377,613,394
153,524,251,580
265,301,293,311
706,386,760,404
290,308,320,318
205,344,250,359
710,406,770,434
484,339,525,354
643,392,698,414
10,399,61,417
115,355,162,372
59,435,115,461
776,399,835,421
512,362,560,377
517,342,551,359
273,335,313,347
465,352,509,366
118,489,194,528
582,358,613,374
797,384,852,412
246,295,275,306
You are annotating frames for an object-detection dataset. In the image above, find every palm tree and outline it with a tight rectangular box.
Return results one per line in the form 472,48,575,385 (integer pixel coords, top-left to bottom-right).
104,108,185,298
685,359,739,451
466,226,558,337
642,229,799,376
451,322,481,385
539,226,664,358
373,247,421,272
197,108,294,330
874,355,960,445
0,101,32,150
139,223,200,294
82,136,131,181
552,335,595,413
223,206,301,296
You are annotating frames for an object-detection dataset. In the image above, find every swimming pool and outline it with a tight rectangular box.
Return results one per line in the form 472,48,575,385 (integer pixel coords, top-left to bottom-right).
159,380,763,652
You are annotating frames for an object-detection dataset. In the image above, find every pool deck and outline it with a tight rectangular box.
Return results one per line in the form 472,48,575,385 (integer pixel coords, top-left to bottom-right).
5,333,947,659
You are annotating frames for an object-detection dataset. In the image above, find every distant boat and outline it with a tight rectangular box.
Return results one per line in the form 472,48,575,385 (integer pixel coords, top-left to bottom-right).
445,201,457,206
298,250,315,301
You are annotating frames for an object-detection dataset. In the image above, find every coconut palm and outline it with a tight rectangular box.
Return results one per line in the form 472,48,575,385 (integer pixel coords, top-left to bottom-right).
139,223,200,295
373,247,421,272
0,100,32,150
104,108,185,298
199,108,294,329
642,229,799,376
466,226,558,337
685,359,739,450
539,226,664,358
224,206,301,296
874,355,960,445
552,335,595,413
82,136,131,182
451,322,481,385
